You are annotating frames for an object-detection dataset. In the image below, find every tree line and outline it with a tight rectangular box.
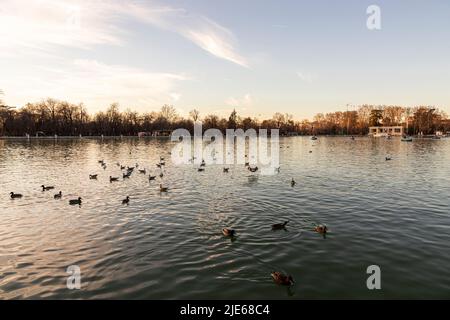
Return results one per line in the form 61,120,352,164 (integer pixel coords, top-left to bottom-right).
0,98,449,136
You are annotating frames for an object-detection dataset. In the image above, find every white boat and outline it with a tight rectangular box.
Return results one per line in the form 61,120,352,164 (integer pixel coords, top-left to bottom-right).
373,133,388,138
401,136,413,142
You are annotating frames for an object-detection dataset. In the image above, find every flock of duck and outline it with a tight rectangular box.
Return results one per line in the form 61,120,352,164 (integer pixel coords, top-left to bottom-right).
9,153,329,288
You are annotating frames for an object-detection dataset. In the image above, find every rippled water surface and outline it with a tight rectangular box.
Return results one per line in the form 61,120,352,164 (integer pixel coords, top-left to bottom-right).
1,137,449,299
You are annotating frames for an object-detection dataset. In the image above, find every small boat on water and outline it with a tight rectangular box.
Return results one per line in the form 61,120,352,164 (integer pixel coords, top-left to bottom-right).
401,135,413,142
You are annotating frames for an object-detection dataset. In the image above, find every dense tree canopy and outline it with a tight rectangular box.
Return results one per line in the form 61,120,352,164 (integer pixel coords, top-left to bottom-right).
0,99,448,136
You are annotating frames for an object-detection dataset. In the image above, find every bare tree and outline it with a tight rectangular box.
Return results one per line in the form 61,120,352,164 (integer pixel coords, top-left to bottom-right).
189,109,200,122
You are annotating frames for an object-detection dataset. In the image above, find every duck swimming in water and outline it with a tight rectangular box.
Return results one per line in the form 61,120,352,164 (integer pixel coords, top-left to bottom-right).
385,156,392,161
159,184,168,192
41,185,55,191
272,221,289,230
122,196,130,204
139,168,146,174
248,166,258,173
291,178,296,187
149,175,156,181
314,224,328,234
110,176,119,182
222,228,236,237
10,192,23,199
69,197,82,205
223,168,229,173
89,174,98,180
271,272,294,286
54,191,62,199
198,168,205,172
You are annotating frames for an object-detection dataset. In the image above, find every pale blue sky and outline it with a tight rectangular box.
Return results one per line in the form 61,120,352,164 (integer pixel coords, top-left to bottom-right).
1,0,449,119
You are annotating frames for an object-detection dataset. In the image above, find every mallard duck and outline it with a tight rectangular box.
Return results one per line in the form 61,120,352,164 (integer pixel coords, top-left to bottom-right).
41,185,55,191
272,221,289,230
159,184,168,192
122,196,130,204
314,225,328,234
291,178,296,187
123,172,131,179
54,191,62,199
139,169,146,174
10,192,23,199
69,197,82,205
271,272,294,286
120,165,125,170
385,156,392,161
110,176,119,182
248,166,258,173
223,168,229,173
222,228,236,237
149,175,156,181
89,174,98,179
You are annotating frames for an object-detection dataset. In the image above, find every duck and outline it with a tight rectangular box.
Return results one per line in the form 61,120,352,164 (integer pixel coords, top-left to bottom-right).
271,272,294,286
272,221,289,230
160,156,165,161
291,178,296,187
69,197,82,205
89,174,98,180
198,168,205,172
98,160,104,164
102,164,107,170
10,192,23,199
222,228,236,237
122,196,130,204
54,191,62,199
160,161,166,166
385,156,392,161
120,165,126,170
123,173,130,179
41,185,55,191
110,176,119,182
149,175,156,181
248,166,258,173
159,172,164,178
314,224,328,234
159,184,168,192
223,168,229,173
127,166,134,172
139,169,146,174
200,160,206,167
245,162,250,167
156,163,162,168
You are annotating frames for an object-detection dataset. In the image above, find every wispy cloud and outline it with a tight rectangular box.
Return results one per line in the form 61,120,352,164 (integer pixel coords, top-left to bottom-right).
296,71,317,83
126,3,248,67
226,94,253,108
4,59,188,111
0,0,248,67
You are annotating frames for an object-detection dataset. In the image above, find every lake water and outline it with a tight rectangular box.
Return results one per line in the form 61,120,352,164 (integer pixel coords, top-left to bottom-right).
0,136,449,299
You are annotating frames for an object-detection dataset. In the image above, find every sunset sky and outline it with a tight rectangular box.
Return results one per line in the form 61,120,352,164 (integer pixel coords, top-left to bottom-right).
1,0,449,119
